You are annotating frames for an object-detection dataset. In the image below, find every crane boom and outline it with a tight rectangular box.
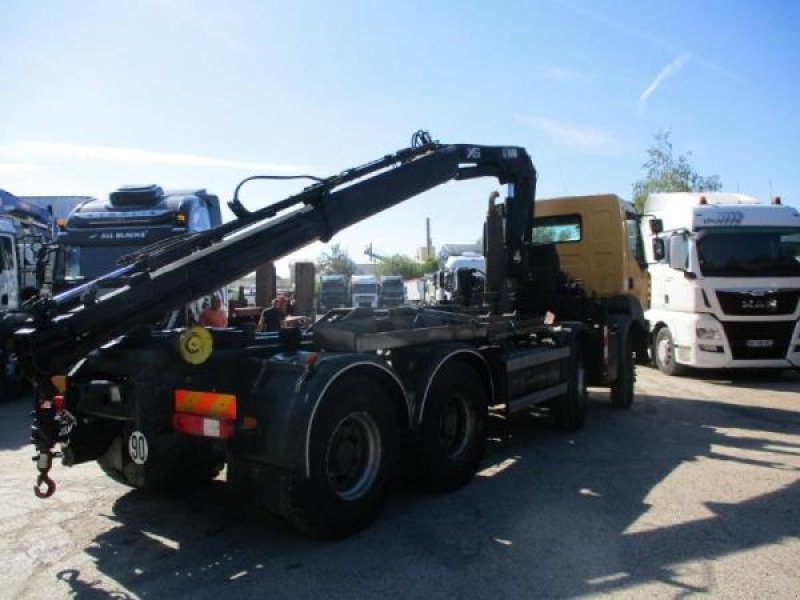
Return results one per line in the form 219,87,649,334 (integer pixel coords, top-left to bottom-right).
10,137,536,375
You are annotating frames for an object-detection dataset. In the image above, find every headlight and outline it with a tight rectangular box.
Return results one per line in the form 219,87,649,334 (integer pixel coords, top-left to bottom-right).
696,327,721,340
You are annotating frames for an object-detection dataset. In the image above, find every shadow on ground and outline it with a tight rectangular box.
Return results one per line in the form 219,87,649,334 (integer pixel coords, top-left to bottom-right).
54,386,800,599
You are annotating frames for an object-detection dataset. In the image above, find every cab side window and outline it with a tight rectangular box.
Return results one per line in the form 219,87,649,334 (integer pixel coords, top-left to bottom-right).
624,214,646,265
0,237,14,270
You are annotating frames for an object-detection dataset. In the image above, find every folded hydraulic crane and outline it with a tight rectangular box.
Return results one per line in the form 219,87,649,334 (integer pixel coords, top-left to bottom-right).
8,133,593,538
14,133,535,377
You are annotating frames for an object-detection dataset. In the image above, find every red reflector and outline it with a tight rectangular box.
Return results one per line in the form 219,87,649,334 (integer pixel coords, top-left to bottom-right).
53,395,65,412
172,413,234,439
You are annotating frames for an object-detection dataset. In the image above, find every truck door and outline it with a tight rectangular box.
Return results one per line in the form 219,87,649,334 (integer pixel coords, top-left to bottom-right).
0,234,19,310
624,212,650,309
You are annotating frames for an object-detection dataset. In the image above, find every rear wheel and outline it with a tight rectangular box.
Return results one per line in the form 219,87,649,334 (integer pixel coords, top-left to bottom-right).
554,345,587,431
654,327,687,376
610,335,635,408
287,375,398,538
408,362,487,492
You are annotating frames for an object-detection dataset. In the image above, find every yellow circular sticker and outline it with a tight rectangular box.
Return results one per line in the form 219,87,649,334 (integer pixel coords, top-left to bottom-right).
178,326,213,365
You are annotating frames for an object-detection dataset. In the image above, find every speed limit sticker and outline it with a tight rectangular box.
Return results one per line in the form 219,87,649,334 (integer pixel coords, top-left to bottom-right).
128,431,149,465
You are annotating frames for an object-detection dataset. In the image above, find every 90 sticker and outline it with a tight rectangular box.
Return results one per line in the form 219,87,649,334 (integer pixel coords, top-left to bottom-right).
128,431,149,465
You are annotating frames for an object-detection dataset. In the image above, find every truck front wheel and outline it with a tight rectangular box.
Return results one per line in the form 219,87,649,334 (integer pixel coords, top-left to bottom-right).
288,375,398,538
654,327,687,376
610,335,635,408
408,362,487,492
554,346,587,431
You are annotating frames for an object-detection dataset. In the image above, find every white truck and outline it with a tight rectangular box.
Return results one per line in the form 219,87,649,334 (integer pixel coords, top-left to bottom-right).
1,190,56,397
435,253,485,304
351,274,379,308
643,192,800,374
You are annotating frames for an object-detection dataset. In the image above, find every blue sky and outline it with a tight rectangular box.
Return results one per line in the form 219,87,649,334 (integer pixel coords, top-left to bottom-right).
2,0,799,275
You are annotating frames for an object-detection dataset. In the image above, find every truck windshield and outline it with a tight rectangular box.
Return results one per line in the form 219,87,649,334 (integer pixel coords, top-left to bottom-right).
383,281,403,292
59,245,140,281
696,227,800,277
353,283,377,294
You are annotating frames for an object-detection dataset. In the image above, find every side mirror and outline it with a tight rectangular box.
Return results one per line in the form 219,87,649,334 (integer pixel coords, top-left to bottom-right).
649,218,664,234
668,234,689,270
652,238,665,261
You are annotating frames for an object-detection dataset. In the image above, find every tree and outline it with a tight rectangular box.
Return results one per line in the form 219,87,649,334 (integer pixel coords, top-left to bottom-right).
632,130,722,213
375,254,439,279
316,242,356,278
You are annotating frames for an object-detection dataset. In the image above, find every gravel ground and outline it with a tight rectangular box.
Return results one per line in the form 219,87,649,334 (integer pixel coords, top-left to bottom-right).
1,366,798,599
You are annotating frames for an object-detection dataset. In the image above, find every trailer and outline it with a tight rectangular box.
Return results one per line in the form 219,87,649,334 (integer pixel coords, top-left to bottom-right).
5,132,636,538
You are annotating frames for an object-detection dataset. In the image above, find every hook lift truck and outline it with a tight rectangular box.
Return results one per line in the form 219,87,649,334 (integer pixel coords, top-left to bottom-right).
4,132,641,538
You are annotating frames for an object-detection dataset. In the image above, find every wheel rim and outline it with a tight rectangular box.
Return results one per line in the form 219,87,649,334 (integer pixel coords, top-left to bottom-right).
325,411,382,501
657,335,672,366
439,393,475,459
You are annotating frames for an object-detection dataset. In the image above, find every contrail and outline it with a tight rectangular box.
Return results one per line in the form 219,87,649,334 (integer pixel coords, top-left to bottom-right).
639,53,691,113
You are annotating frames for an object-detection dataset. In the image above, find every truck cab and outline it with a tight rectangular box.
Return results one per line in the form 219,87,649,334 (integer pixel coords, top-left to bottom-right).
318,274,349,311
643,192,800,374
351,274,379,308
0,218,19,311
534,194,649,310
379,275,405,307
54,185,221,292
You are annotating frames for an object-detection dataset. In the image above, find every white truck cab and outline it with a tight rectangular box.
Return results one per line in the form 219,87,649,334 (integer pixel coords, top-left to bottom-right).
351,274,379,308
0,218,20,311
643,192,800,374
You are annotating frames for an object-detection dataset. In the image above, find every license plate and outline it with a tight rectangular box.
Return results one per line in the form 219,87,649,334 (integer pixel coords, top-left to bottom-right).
746,339,774,348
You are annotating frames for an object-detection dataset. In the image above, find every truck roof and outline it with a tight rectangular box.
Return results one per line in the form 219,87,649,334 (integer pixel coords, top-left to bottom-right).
645,192,800,231
537,194,634,218
0,189,53,225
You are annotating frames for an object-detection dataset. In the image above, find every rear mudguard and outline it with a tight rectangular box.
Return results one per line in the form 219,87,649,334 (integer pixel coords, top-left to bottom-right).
234,352,409,477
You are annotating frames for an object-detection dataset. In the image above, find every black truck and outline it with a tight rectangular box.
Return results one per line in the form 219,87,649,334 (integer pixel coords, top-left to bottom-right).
7,133,639,538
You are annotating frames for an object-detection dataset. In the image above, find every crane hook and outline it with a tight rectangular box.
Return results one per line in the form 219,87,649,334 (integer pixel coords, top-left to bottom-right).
34,471,56,499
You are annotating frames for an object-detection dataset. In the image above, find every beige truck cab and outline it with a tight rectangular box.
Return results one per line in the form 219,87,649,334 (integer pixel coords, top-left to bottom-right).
533,194,650,404
534,194,649,309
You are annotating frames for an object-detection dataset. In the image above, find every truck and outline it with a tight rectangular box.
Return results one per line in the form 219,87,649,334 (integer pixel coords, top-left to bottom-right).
642,192,800,374
434,252,486,304
317,274,349,312
533,194,650,400
379,275,405,307
350,273,379,307
6,133,637,538
53,184,222,294
0,189,57,397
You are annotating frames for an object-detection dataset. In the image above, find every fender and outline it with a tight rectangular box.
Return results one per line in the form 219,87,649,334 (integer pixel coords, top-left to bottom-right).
391,342,494,428
241,352,408,477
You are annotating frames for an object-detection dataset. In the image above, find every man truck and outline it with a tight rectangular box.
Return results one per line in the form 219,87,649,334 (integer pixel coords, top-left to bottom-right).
379,275,405,307
4,133,638,538
642,192,800,375
317,274,349,312
350,274,379,308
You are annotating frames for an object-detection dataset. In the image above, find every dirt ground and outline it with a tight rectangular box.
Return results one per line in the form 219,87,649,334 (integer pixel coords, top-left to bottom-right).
1,366,798,599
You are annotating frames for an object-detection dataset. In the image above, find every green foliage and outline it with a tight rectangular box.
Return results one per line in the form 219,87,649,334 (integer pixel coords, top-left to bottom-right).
316,242,356,278
373,254,438,279
632,130,722,213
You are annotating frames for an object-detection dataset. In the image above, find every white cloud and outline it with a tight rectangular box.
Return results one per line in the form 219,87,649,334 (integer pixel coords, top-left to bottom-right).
639,53,691,114
0,142,312,173
0,162,43,175
517,115,621,153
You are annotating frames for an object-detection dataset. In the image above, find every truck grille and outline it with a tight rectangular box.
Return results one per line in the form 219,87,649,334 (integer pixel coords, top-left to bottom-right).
716,290,799,316
721,321,795,360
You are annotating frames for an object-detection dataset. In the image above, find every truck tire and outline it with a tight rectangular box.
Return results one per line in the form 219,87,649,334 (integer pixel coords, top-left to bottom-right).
610,335,635,409
654,327,687,376
98,434,224,494
408,362,487,493
287,375,398,538
554,346,587,432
